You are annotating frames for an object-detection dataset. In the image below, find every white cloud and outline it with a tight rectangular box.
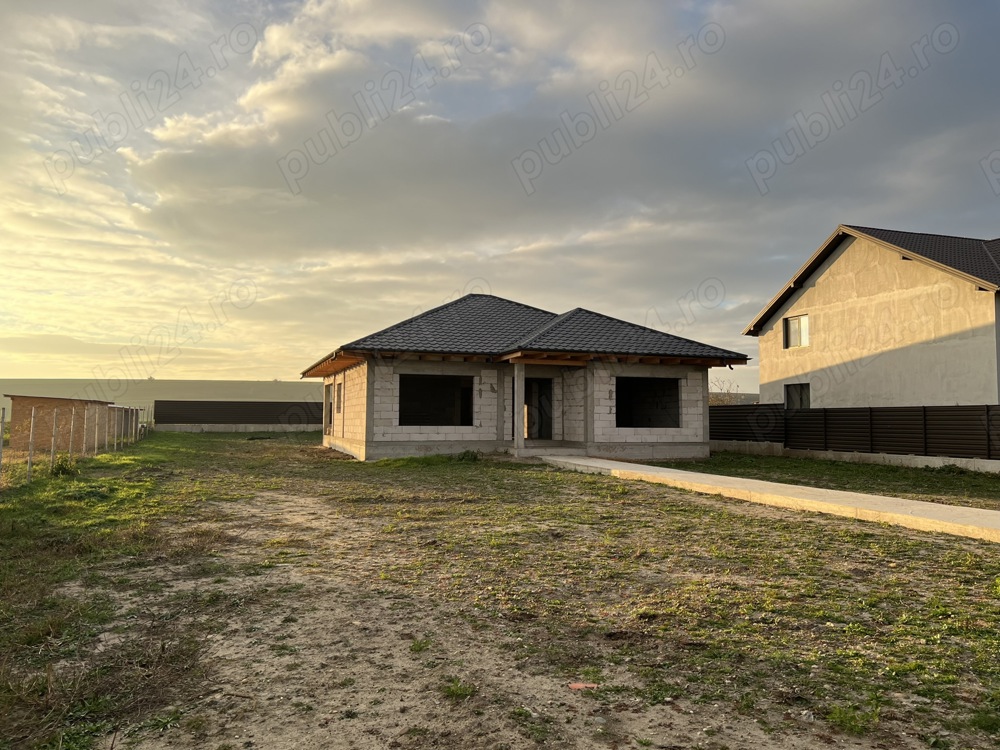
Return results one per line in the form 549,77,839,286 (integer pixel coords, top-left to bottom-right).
0,0,998,395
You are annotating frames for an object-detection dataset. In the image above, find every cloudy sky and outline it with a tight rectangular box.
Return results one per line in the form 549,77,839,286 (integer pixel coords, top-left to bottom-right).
2,0,998,392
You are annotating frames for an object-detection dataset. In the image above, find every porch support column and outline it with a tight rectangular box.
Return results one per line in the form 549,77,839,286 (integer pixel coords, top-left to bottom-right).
322,379,331,436
584,364,595,444
513,362,525,451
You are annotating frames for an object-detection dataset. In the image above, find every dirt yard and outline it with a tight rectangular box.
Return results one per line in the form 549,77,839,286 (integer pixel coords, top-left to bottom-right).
104,490,924,750
4,433,998,749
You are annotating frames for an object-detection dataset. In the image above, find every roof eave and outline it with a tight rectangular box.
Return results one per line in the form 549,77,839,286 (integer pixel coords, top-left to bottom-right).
300,350,368,378
499,349,749,366
743,225,853,336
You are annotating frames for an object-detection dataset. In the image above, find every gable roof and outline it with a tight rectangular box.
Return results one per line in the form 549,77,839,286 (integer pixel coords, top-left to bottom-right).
744,224,1000,336
303,294,747,377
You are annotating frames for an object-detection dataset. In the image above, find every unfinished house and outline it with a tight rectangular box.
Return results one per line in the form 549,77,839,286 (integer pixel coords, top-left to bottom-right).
302,294,747,460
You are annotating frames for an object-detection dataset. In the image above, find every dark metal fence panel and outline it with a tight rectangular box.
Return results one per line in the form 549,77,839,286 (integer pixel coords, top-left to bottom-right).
825,408,872,453
785,409,826,450
870,407,925,455
154,401,322,425
708,404,784,442
925,406,989,459
990,406,1000,461
710,403,999,461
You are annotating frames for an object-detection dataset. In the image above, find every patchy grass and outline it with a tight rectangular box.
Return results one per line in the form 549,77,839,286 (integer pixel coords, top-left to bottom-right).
441,677,478,702
0,432,319,749
655,451,1000,511
3,432,1000,748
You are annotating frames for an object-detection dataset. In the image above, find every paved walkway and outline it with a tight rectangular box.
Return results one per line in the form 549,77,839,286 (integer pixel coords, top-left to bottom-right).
540,456,1000,544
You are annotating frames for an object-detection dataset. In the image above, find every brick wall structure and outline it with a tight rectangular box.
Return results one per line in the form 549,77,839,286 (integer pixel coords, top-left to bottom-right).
4,395,131,454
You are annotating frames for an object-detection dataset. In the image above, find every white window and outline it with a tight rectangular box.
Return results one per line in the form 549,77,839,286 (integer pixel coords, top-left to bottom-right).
783,315,809,348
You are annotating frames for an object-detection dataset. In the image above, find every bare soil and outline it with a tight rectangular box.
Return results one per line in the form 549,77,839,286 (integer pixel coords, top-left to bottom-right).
106,489,926,750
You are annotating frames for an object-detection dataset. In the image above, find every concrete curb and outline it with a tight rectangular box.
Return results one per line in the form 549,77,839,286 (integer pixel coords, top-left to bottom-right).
541,456,1000,544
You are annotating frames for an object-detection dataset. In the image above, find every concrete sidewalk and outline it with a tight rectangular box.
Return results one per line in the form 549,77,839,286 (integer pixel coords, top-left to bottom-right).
541,456,1000,544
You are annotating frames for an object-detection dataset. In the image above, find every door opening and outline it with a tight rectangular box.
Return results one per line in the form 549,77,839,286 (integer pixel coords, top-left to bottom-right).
524,378,553,440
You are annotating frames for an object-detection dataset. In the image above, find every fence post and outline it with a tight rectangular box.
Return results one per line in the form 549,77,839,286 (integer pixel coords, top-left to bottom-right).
922,406,928,456
50,408,59,472
867,407,873,453
82,407,89,456
69,407,76,460
0,406,5,484
27,406,36,482
987,405,992,462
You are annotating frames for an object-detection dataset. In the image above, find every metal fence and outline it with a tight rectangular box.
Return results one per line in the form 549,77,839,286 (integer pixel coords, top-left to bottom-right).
0,404,148,491
710,404,1000,460
153,400,322,426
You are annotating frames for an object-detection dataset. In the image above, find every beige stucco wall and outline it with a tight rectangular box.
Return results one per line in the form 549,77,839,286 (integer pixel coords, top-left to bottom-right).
758,236,1000,407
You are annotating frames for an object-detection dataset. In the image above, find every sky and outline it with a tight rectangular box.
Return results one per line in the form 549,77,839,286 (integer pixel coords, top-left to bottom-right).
2,0,999,393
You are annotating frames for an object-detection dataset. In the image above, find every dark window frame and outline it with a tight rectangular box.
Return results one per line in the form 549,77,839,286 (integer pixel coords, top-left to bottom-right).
615,376,681,428
785,383,810,410
399,374,474,427
335,382,343,414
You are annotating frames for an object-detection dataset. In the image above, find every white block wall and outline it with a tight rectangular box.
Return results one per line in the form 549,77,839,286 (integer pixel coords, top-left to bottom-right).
322,362,369,457
592,362,705,443
502,370,512,440
371,361,500,442
561,368,586,442
327,362,368,442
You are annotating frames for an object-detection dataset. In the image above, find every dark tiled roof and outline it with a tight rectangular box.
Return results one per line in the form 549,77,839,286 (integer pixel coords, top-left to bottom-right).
343,294,556,355
338,293,746,360
515,307,747,359
846,225,1000,286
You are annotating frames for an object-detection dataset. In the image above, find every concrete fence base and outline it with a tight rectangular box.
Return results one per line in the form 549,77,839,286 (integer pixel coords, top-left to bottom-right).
710,440,1000,475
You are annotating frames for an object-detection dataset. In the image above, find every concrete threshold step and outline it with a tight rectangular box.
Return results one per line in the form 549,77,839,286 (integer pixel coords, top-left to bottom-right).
541,456,1000,544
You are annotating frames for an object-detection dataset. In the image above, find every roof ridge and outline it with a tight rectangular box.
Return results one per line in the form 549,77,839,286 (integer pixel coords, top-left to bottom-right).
981,240,1000,278
511,308,578,349
342,293,553,349
846,224,987,243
